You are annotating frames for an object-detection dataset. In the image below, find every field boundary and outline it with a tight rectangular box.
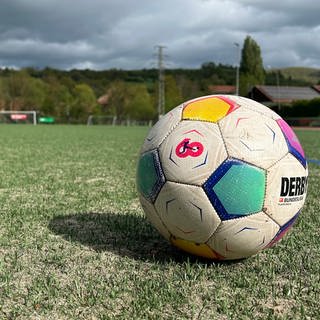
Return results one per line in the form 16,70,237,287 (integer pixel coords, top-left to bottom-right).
293,126,320,131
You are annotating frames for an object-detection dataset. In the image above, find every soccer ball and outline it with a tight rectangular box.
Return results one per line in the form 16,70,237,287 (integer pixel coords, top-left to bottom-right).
136,95,308,260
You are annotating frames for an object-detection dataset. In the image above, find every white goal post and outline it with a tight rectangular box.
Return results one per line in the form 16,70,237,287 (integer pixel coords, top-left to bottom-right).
0,110,37,125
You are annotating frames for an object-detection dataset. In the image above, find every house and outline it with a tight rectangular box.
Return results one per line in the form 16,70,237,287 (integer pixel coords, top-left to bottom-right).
312,85,320,93
248,85,320,107
208,85,236,95
97,93,110,105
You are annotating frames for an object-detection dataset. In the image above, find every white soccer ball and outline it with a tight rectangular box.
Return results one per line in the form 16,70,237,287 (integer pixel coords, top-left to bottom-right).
136,95,308,260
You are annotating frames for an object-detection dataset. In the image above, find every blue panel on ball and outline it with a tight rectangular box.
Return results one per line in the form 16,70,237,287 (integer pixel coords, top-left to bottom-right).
203,158,266,220
287,144,307,168
136,149,165,203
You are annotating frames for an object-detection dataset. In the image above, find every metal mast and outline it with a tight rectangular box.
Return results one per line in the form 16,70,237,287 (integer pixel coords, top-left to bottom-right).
156,45,166,119
234,42,240,96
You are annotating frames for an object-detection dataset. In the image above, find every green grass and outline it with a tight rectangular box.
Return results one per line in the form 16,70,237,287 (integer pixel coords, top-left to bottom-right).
0,125,319,320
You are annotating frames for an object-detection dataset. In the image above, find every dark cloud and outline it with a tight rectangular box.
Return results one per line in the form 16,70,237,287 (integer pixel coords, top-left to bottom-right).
0,0,319,70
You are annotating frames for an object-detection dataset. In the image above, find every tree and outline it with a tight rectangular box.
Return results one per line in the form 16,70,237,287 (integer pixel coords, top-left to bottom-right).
22,78,46,110
239,36,265,95
0,78,7,109
201,62,217,78
41,78,73,120
127,84,154,120
107,81,131,121
4,70,46,110
107,81,154,121
176,75,201,101
164,75,183,112
70,84,97,121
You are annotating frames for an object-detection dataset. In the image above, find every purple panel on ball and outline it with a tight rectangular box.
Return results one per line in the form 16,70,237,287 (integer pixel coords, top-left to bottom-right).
276,119,306,168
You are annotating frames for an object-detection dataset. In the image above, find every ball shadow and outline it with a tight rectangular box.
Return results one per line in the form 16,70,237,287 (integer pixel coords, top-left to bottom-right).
48,212,185,263
48,212,242,265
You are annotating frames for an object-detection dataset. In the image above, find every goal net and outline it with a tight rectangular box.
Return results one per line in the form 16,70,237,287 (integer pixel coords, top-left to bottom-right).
0,111,37,125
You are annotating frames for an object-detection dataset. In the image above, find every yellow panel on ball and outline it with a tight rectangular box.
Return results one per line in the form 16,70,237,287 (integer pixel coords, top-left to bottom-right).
182,96,238,123
170,236,223,260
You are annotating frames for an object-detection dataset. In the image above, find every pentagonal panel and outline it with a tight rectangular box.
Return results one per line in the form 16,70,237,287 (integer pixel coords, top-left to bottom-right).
207,212,279,260
170,236,224,259
139,195,171,241
159,120,227,185
276,118,307,168
203,159,266,220
182,95,239,123
155,181,221,243
219,108,288,169
136,149,165,203
140,104,183,154
266,210,300,248
264,153,308,226
228,95,281,120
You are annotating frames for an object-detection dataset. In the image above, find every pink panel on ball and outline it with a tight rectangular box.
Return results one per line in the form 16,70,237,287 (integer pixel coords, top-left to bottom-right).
276,119,305,157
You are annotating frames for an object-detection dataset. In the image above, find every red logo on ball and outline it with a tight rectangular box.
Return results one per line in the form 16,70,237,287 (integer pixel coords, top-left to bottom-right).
175,138,204,158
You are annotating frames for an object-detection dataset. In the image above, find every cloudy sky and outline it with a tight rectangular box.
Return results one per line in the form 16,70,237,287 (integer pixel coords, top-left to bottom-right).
0,0,319,70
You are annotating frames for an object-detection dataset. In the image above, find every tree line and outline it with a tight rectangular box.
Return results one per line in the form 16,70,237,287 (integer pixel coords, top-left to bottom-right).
0,36,314,123
0,65,236,123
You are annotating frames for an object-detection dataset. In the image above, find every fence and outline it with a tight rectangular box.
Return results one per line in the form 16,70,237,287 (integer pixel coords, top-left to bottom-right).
285,117,320,127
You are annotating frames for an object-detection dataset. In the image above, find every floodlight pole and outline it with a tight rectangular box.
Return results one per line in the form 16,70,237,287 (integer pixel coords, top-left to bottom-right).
156,45,166,120
234,42,240,96
276,69,281,110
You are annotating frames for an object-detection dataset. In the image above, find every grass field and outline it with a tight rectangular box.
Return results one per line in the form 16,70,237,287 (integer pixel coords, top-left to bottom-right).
0,125,319,320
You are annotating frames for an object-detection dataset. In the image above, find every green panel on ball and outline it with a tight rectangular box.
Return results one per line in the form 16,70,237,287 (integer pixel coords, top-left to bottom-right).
136,150,165,202
213,162,265,216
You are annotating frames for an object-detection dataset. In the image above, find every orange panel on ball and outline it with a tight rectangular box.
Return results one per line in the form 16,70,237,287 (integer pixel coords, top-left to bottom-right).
182,96,239,123
170,236,224,260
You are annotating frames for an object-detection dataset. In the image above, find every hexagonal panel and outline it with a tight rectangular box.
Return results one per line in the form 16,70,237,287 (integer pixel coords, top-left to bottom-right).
182,95,239,123
264,153,308,226
136,149,165,203
139,195,171,241
159,120,227,185
207,212,280,260
276,118,307,168
229,95,281,120
203,159,266,220
155,181,221,243
219,108,288,169
140,104,183,154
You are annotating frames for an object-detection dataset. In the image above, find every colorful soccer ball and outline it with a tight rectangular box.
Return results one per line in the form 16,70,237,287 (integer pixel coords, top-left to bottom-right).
136,95,308,260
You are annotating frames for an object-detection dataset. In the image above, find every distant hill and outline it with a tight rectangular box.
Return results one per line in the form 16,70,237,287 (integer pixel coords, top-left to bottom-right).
277,67,320,84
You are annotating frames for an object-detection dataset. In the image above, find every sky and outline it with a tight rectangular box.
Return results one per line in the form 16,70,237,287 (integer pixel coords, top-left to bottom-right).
0,0,319,71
